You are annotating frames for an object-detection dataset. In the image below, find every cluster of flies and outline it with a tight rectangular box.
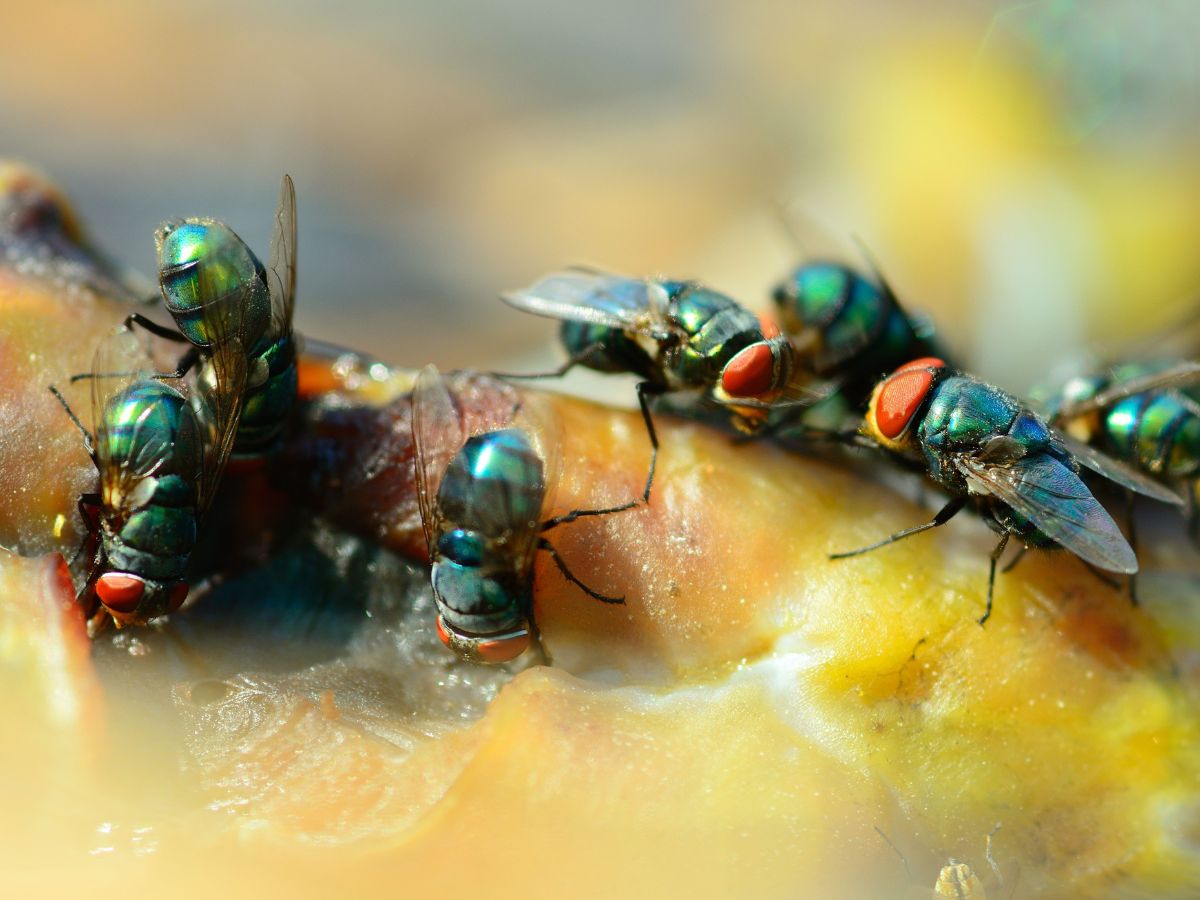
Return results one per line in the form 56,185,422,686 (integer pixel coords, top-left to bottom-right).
50,177,1200,667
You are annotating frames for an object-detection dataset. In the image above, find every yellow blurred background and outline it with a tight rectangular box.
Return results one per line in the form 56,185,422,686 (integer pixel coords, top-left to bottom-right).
3,0,1199,388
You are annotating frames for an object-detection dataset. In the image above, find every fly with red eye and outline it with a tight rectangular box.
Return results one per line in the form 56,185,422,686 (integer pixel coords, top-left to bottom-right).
866,357,947,446
48,270,248,634
833,359,1182,624
498,269,827,508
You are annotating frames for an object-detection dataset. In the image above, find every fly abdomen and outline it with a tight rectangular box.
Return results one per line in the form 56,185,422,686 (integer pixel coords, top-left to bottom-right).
104,531,190,583
104,470,197,581
1105,392,1200,479
774,264,894,367
234,335,299,456
560,320,657,380
117,504,196,558
157,220,272,349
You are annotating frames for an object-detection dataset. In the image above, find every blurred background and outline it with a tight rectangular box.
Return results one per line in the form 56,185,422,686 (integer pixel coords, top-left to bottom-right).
4,0,1200,393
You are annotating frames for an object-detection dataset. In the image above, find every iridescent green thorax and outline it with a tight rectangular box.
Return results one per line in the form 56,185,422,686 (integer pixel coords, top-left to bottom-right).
157,219,271,349
663,282,764,387
918,375,1055,481
431,429,544,638
101,380,202,483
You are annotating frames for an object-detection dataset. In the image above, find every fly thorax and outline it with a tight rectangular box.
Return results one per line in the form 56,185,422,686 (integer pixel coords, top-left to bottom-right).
1006,410,1054,455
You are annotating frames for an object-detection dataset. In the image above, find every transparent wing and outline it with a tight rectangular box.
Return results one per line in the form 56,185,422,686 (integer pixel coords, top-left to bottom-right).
1053,430,1184,506
709,375,839,410
193,342,247,514
1055,361,1200,420
91,327,170,508
512,386,560,512
958,454,1137,574
501,269,675,341
266,173,297,342
192,280,252,513
489,391,558,571
412,365,463,556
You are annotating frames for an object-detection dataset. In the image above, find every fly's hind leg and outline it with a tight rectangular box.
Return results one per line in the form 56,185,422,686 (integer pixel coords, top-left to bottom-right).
537,537,624,605
981,532,1012,626
830,496,967,560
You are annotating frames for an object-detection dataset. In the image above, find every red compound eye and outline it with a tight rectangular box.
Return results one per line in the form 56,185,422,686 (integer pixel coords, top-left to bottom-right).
167,581,189,612
96,572,145,614
875,369,936,440
722,343,776,397
476,632,532,664
435,615,452,648
436,615,531,663
893,356,946,374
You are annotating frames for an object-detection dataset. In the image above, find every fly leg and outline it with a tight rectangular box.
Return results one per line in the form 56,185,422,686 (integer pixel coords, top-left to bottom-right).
537,379,661,506
526,617,553,667
1000,545,1027,573
1080,562,1122,591
538,383,657,528
541,490,643,531
124,312,188,344
829,496,966,560
490,343,606,381
631,381,663,504
981,532,1011,626
537,537,624,604
66,493,103,568
68,346,199,384
47,385,95,459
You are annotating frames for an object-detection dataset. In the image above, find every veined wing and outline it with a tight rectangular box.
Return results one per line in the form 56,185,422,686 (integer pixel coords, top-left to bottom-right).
412,365,463,557
192,281,252,513
193,343,248,513
710,374,839,410
958,453,1136,574
501,269,675,342
90,328,175,514
1055,361,1200,420
266,173,297,342
511,388,560,567
1054,430,1184,506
